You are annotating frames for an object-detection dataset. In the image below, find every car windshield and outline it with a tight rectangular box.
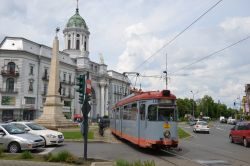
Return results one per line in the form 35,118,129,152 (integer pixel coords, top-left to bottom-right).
1,124,25,134
197,121,208,126
26,123,47,130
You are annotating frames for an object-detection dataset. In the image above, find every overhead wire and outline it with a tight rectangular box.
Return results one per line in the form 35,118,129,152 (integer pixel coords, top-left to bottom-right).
133,0,223,71
169,35,250,75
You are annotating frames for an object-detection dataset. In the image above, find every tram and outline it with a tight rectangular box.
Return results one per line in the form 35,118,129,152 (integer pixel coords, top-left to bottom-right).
110,89,178,149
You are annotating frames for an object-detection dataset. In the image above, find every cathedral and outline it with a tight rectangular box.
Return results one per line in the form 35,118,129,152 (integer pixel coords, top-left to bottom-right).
0,4,130,122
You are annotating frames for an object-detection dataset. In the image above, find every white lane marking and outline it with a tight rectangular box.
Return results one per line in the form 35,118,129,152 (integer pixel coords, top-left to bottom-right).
195,160,229,165
39,147,55,155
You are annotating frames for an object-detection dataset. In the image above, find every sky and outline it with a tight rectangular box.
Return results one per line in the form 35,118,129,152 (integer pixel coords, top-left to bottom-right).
0,0,250,108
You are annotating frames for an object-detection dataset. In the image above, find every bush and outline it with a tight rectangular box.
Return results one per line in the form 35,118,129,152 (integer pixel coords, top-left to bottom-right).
116,159,155,166
44,150,76,163
20,151,33,159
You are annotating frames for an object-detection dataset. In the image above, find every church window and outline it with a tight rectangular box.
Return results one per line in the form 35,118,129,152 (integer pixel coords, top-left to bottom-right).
77,34,80,37
76,40,80,50
6,78,14,92
43,84,47,95
63,73,66,82
62,87,66,96
84,41,87,51
68,40,71,49
29,65,34,75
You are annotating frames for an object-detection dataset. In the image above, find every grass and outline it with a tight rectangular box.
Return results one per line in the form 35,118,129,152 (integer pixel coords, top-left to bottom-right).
116,159,155,166
178,127,190,139
62,130,94,139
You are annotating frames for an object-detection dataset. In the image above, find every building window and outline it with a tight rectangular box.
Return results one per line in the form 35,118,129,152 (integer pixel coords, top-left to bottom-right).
84,41,87,51
29,79,34,92
68,40,71,49
29,65,34,75
76,40,80,50
7,62,16,74
64,101,71,107
6,78,14,92
62,87,66,96
44,84,48,95
25,97,35,104
69,74,71,84
63,73,66,82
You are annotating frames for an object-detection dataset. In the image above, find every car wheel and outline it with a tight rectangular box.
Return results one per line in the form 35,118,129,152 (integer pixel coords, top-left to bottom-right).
243,138,249,147
229,135,234,143
207,131,210,134
193,129,196,133
8,142,20,153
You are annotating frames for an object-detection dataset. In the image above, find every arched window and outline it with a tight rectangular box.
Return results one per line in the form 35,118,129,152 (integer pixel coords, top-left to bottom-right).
6,78,14,92
84,41,87,51
76,40,80,50
7,62,15,74
68,40,71,49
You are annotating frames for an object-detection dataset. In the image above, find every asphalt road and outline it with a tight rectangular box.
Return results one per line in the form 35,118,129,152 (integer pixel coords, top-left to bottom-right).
49,122,250,166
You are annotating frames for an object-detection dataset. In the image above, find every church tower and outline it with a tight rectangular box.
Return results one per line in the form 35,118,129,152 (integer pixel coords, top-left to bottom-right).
63,1,90,60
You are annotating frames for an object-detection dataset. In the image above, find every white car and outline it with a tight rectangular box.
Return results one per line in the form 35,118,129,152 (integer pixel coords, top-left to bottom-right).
193,121,210,134
11,122,64,146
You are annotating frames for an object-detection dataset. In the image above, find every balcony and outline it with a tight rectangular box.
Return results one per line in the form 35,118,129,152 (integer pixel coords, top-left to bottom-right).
0,88,18,94
1,70,19,77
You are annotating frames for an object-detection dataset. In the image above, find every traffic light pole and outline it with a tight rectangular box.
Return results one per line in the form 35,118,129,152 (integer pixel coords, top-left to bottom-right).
83,72,90,160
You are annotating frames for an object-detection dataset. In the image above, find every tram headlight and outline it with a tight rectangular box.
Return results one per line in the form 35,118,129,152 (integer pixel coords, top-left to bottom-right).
164,130,171,138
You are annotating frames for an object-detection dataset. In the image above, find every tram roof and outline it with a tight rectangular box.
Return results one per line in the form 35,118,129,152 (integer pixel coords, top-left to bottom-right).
114,90,176,107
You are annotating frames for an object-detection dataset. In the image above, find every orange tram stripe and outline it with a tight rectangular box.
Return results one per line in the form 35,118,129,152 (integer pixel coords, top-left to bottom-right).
110,128,178,148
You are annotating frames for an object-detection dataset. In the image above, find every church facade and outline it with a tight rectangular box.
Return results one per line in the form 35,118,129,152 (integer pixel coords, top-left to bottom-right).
0,6,130,122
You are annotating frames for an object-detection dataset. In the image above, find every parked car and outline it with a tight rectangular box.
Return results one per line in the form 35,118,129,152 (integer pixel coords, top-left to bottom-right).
0,123,45,153
202,116,210,121
193,121,210,134
220,116,227,123
229,121,250,147
11,122,64,146
188,119,199,126
227,117,237,125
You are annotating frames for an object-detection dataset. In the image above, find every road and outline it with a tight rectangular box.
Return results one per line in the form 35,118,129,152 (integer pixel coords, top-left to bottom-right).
47,122,250,166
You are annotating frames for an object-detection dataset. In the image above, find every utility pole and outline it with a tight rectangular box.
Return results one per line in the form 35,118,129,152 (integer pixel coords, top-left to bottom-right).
190,90,199,118
163,53,168,90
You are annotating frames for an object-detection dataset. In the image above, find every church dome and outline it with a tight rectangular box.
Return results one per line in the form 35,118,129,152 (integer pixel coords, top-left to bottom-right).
66,9,88,29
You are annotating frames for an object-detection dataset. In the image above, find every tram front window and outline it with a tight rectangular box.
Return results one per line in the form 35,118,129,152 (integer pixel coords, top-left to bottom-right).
148,105,176,121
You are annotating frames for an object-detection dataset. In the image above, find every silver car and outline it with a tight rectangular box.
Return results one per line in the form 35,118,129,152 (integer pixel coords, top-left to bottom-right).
0,123,45,153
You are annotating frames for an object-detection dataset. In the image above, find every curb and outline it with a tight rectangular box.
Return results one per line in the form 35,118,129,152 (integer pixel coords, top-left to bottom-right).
64,139,120,144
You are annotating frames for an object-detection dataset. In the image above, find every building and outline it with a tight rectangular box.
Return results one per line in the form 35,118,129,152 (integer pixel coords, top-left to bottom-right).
244,84,250,115
0,5,130,122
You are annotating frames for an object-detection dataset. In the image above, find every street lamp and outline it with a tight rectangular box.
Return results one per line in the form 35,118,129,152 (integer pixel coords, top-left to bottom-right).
190,90,199,118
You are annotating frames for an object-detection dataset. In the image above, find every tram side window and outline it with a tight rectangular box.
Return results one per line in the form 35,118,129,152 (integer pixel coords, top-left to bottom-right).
131,103,137,120
140,104,145,120
116,108,120,119
148,105,157,121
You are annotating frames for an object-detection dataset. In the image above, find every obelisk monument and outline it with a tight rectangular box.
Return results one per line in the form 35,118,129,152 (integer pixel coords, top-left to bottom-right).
35,29,74,129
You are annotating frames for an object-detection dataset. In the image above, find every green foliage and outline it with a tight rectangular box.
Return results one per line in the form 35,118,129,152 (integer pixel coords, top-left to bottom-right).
178,127,190,139
44,150,76,163
0,145,4,157
177,95,239,119
20,151,33,159
62,130,94,139
116,159,155,166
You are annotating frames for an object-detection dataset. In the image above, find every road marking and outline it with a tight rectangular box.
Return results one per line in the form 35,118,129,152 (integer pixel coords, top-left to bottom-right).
195,159,230,165
184,126,191,129
216,127,224,131
39,147,55,155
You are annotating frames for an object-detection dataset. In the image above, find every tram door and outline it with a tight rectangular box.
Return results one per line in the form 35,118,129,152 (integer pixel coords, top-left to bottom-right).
138,103,146,144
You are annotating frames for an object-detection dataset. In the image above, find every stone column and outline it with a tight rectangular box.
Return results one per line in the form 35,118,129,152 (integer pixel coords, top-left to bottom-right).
99,82,106,117
105,86,109,116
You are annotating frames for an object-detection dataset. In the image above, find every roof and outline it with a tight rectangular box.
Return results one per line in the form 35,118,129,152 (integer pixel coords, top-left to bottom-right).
115,90,176,107
66,9,88,29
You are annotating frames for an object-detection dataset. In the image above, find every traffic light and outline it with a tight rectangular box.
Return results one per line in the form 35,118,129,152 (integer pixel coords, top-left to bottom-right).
76,75,85,104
